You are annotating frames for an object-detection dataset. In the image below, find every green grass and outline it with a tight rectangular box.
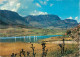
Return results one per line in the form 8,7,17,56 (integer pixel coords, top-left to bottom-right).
0,28,67,37
48,44,79,57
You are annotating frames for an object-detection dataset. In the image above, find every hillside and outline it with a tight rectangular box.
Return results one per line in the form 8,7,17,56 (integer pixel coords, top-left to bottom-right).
0,10,78,29
0,10,28,28
66,24,80,41
25,15,78,29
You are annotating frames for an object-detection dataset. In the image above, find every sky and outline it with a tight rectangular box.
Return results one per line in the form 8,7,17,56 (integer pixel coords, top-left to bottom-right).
0,0,80,22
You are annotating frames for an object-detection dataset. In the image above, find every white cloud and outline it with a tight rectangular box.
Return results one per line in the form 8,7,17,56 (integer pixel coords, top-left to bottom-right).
30,10,48,15
0,0,20,12
16,0,38,16
46,0,49,1
36,3,41,7
75,16,78,20
50,4,53,7
16,3,20,8
40,0,49,5
40,1,46,5
67,16,73,19
0,0,47,16
0,0,6,4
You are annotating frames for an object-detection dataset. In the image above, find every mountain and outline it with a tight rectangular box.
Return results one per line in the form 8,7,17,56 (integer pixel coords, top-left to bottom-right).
0,10,28,27
25,15,61,28
0,20,8,25
0,10,78,29
64,19,78,28
25,15,78,29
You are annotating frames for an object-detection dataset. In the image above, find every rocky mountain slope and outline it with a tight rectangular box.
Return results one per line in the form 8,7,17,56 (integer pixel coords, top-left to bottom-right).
0,10,78,29
66,24,80,42
0,10,28,26
25,15,78,28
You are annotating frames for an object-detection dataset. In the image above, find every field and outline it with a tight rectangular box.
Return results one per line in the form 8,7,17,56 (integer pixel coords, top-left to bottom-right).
0,41,79,57
0,28,66,37
0,28,79,57
38,37,73,43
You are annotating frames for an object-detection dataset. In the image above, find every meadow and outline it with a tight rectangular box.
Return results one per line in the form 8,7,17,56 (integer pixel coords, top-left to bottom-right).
0,42,79,57
0,28,66,37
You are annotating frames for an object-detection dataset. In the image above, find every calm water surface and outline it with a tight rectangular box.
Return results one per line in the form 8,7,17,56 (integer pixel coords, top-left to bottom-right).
0,35,62,42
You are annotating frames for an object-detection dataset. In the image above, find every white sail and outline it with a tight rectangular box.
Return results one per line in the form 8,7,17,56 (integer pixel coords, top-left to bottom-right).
34,36,35,42
29,36,31,41
24,36,25,42
36,36,37,41
15,37,16,42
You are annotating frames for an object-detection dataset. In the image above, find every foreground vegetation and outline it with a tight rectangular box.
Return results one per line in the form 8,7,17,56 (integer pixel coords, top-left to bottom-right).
0,42,79,57
0,28,66,37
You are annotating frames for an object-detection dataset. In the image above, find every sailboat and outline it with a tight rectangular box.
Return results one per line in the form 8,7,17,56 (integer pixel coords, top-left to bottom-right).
34,36,35,42
24,36,25,42
36,36,37,41
15,37,16,42
29,36,31,42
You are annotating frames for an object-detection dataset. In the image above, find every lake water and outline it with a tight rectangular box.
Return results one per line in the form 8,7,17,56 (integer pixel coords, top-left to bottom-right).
0,35,62,42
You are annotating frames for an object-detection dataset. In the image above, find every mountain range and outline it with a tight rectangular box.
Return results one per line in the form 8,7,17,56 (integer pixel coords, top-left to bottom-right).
0,10,78,29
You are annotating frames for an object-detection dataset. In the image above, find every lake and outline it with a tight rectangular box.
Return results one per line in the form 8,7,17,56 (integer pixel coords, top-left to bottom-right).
0,35,62,42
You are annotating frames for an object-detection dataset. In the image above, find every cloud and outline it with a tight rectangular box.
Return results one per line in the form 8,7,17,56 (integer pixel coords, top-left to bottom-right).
39,0,49,5
30,10,48,15
40,1,46,5
50,4,53,7
0,0,48,16
36,3,41,7
16,3,20,7
0,0,4,3
67,16,73,19
46,0,49,1
75,16,78,20
17,0,39,16
0,0,20,12
0,0,6,4
0,0,35,15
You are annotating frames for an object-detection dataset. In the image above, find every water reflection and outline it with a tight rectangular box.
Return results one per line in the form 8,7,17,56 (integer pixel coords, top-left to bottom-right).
0,35,62,43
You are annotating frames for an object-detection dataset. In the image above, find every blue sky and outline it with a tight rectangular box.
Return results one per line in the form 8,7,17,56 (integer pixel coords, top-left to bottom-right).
0,0,80,22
